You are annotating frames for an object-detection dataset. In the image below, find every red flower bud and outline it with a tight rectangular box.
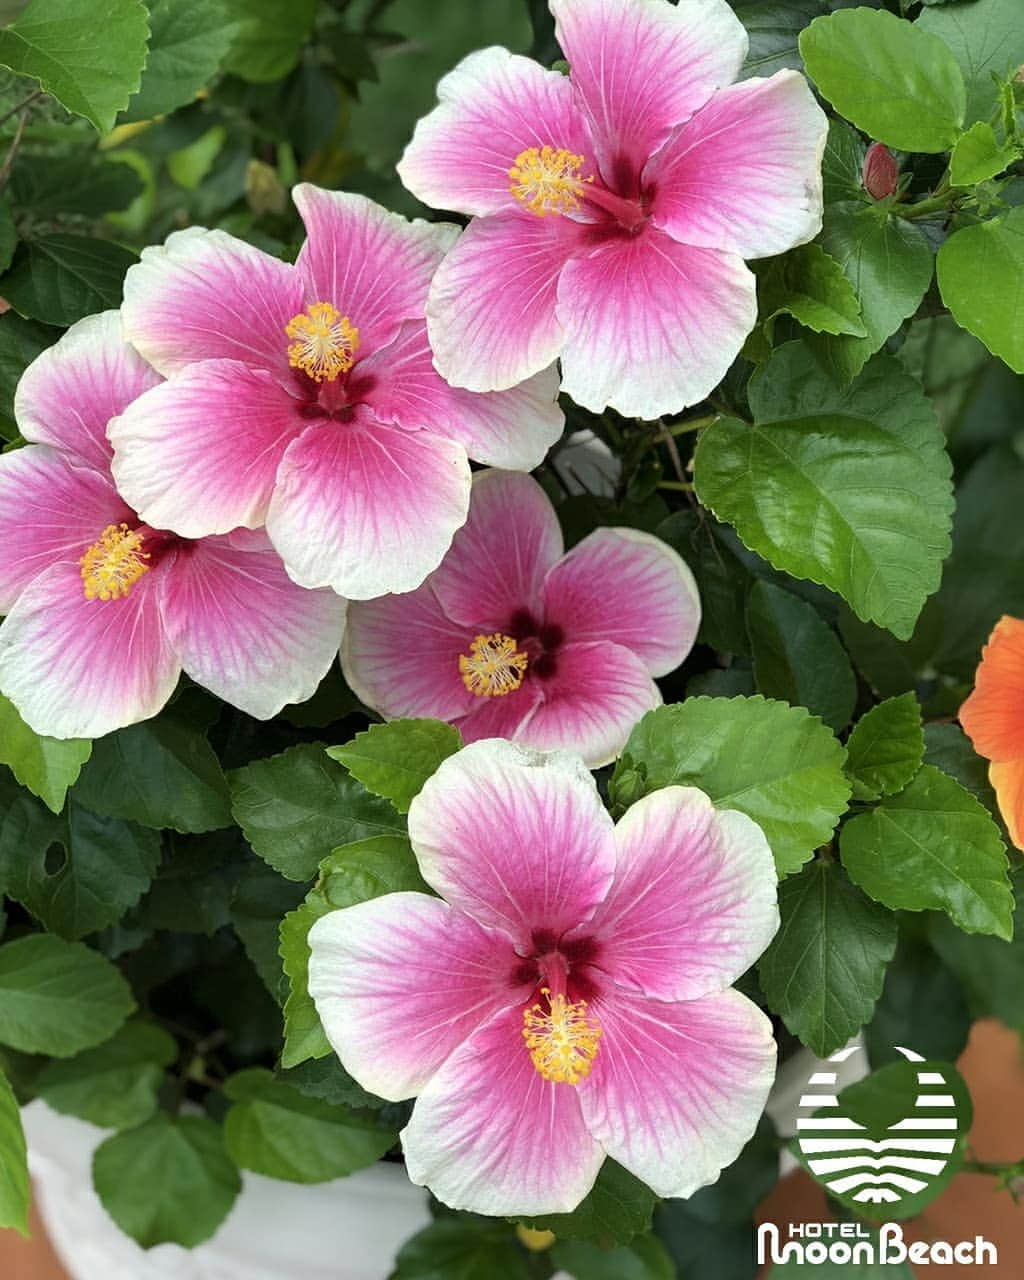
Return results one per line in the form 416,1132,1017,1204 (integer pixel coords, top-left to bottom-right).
862,143,899,200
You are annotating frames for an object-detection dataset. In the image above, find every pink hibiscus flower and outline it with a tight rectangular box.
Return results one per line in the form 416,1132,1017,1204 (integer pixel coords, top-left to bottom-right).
342,470,700,766
0,312,345,740
107,186,564,599
308,739,779,1215
398,0,828,418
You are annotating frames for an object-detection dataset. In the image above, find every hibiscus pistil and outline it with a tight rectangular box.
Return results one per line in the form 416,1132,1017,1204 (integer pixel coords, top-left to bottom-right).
522,988,601,1085
509,145,588,217
459,631,528,696
285,301,359,382
79,522,150,600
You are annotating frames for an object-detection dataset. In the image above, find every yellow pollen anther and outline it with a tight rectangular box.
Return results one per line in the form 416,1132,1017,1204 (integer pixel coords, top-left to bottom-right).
80,523,150,601
459,632,528,697
523,989,601,1085
509,145,587,217
285,302,359,382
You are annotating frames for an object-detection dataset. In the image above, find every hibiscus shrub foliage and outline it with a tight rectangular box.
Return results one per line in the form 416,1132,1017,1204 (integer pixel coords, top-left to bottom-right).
0,0,1023,1275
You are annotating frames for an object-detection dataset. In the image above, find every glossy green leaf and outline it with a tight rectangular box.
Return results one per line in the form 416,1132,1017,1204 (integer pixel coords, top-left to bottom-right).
224,1067,396,1182
124,0,238,121
229,743,405,881
0,934,135,1057
938,207,1024,373
0,0,149,130
0,786,161,939
844,693,924,801
0,311,55,422
821,118,866,204
36,1021,176,1130
759,859,897,1056
864,938,971,1068
2,235,136,326
746,580,857,731
327,719,462,814
516,1161,657,1248
92,1112,241,1249
613,696,850,876
393,1218,531,1280
73,717,232,833
695,345,953,640
929,868,1024,1026
949,120,1020,186
552,1235,674,1280
0,692,90,812
0,1068,28,1235
757,242,867,337
919,0,1024,127
841,765,1013,938
800,8,965,151
222,0,316,83
812,202,934,384
736,1,828,80
10,153,143,217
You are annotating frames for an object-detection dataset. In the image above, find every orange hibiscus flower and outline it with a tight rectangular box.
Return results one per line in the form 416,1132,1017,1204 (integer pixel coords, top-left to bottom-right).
960,615,1024,850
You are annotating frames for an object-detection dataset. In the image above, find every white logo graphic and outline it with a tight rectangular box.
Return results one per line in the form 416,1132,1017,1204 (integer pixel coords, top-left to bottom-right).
796,1045,960,1205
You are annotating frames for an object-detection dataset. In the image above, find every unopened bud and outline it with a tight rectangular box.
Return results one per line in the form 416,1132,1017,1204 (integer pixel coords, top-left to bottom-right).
862,143,899,200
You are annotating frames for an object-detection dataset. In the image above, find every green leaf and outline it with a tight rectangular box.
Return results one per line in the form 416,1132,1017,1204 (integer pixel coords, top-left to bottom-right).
9,153,143,217
0,0,149,131
929,868,1024,1026
393,1217,531,1280
0,311,55,422
0,692,91,812
92,1112,241,1249
746,580,857,731
799,8,965,151
223,1067,395,1183
844,693,924,802
758,859,897,1057
694,345,953,641
938,207,1024,374
36,1021,176,1130
0,1068,28,1235
123,0,238,121
812,202,934,384
840,765,1013,938
279,834,427,1068
0,787,161,939
73,717,232,834
613,696,850,876
222,0,316,84
736,1,828,80
919,0,1024,127
0,201,16,277
757,243,867,337
516,1161,657,1248
552,1235,674,1280
923,722,998,814
0,934,135,1057
131,831,243,936
327,719,462,814
949,120,1020,186
2,235,136,327
864,937,971,1068
821,118,866,204
229,743,405,881
230,862,306,999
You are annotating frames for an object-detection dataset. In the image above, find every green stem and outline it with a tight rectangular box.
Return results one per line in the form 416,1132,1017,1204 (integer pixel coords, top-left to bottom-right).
658,479,694,493
664,414,718,436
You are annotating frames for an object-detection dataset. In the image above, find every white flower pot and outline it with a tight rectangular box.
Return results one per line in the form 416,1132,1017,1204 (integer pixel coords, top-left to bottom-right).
23,1101,432,1280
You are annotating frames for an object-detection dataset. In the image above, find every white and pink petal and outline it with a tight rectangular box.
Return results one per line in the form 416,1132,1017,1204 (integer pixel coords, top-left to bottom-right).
397,47,592,218
543,526,700,677
407,738,615,948
588,787,779,1002
159,529,344,720
308,892,525,1102
292,185,457,356
265,412,471,599
578,985,776,1199
109,360,307,538
556,229,756,417
0,560,179,740
647,71,827,259
14,312,160,472
401,1003,605,1215
121,226,305,379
